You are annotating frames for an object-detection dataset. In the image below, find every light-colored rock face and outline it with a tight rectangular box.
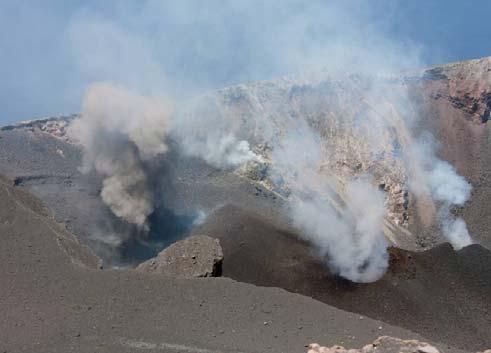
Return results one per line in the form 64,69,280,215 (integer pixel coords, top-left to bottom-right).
308,336,441,353
178,59,491,249
182,75,415,247
135,235,223,278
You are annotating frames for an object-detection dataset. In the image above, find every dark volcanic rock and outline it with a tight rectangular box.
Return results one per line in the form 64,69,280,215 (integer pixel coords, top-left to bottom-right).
135,235,223,277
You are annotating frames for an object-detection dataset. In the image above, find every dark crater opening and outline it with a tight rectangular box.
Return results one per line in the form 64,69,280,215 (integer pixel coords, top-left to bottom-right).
118,207,200,266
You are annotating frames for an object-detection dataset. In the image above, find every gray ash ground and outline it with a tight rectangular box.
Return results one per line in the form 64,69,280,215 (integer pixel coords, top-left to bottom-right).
1,174,443,353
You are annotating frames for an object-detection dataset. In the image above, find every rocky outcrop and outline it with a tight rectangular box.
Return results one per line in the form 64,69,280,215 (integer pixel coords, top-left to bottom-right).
135,235,223,277
0,114,77,141
422,57,491,123
308,336,441,353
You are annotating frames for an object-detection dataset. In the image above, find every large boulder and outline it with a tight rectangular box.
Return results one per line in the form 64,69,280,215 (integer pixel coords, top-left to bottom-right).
135,235,223,278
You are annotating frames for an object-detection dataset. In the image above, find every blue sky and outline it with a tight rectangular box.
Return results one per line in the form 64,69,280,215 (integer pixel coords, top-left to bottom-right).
0,0,490,124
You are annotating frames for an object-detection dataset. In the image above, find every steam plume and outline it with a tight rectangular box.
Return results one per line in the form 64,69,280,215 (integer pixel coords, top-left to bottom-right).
269,119,389,282
427,160,473,249
173,95,261,168
68,83,173,228
291,177,389,283
407,137,473,249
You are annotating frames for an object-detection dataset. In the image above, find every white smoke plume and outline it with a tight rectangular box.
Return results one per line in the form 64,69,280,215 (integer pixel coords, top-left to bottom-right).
291,178,388,283
408,138,474,249
172,95,261,169
68,82,173,228
177,130,259,169
269,121,389,282
428,160,473,249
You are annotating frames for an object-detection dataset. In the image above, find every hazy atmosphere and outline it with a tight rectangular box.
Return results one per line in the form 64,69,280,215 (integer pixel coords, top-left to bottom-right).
1,0,491,124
